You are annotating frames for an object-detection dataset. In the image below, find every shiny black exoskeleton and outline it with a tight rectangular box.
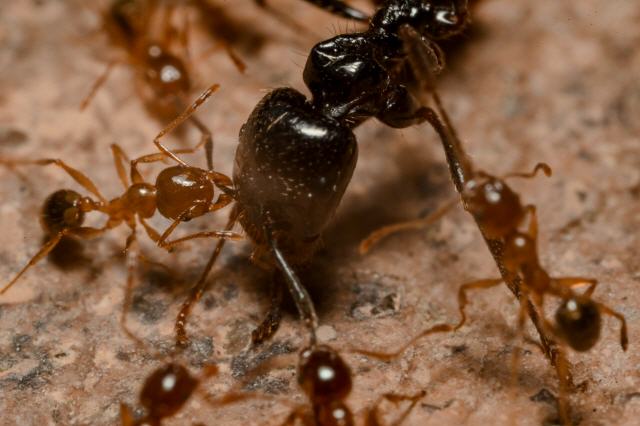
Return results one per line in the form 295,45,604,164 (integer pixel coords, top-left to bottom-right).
237,0,469,261
222,1,469,345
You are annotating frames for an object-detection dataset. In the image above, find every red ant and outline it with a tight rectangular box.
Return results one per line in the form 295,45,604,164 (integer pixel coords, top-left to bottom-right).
358,25,629,425
0,86,243,335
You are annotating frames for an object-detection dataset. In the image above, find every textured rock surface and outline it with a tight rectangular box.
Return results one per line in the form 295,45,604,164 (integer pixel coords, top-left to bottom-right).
0,1,639,425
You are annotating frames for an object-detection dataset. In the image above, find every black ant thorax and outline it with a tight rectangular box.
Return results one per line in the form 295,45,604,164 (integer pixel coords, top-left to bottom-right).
303,0,468,127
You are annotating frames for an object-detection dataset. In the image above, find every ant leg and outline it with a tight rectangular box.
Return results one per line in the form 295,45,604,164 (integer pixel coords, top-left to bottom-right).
138,217,162,243
0,231,66,295
267,233,318,346
187,113,214,171
153,84,220,167
350,324,452,362
359,196,458,254
119,403,136,426
552,277,598,298
502,163,552,180
365,390,426,426
157,195,237,248
258,0,370,22
251,274,284,345
0,158,106,202
110,144,131,189
454,278,503,330
79,59,120,111
595,302,629,350
509,294,532,394
159,229,242,251
175,209,239,348
120,228,147,349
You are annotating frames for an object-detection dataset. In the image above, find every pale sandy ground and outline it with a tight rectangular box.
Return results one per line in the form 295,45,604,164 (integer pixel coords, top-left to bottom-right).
0,1,639,425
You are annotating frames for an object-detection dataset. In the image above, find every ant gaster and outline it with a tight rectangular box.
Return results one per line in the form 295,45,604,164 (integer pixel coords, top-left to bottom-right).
171,0,470,349
0,86,241,322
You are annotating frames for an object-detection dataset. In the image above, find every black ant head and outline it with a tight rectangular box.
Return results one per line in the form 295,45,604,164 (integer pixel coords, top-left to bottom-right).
40,189,86,235
555,296,602,352
373,0,469,40
139,363,199,420
298,345,352,405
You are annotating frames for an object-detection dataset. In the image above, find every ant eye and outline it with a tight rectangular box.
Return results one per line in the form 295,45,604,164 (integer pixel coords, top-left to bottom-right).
298,346,352,404
555,297,602,352
140,363,198,419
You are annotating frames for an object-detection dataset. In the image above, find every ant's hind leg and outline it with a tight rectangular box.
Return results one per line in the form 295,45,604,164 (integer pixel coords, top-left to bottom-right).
153,84,220,167
454,278,503,330
119,229,148,348
359,196,457,254
79,59,120,111
268,239,318,346
251,274,284,345
0,231,66,295
365,390,426,426
175,210,239,348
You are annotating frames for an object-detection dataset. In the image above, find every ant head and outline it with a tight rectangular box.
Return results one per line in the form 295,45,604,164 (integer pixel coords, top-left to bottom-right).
126,183,157,218
139,363,199,420
40,189,86,235
155,166,214,221
463,176,524,239
298,345,352,407
373,0,468,41
143,43,191,97
555,296,602,352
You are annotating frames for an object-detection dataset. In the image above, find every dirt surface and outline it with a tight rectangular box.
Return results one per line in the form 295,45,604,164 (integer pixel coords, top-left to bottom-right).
0,1,639,425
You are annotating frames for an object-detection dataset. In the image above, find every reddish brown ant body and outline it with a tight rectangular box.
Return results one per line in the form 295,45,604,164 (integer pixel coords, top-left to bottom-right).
0,86,242,339
358,26,629,425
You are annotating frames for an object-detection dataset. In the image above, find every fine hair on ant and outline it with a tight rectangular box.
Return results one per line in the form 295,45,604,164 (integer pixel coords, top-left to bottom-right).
167,0,471,351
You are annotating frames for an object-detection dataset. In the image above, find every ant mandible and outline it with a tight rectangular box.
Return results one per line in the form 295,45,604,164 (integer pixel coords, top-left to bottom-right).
0,86,242,334
169,0,470,350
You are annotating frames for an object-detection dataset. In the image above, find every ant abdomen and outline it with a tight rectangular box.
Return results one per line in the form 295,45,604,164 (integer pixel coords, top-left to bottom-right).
235,88,357,262
40,189,86,235
140,363,198,418
298,345,352,404
155,166,214,221
555,297,602,352
142,43,191,97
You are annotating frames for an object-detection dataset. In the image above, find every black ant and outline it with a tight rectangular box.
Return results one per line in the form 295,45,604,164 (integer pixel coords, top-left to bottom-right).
0,86,242,334
167,0,470,350
357,25,629,425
